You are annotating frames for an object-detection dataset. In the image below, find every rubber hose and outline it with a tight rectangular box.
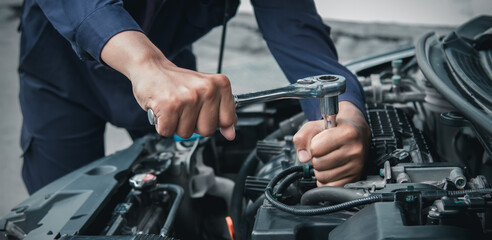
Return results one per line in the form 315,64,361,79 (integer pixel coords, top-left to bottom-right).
300,186,370,205
230,129,282,239
266,189,382,216
240,195,266,240
264,165,383,216
419,189,492,200
275,172,303,195
447,188,492,197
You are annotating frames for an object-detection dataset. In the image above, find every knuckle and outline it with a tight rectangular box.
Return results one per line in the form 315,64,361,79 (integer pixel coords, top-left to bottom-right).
200,82,216,99
293,131,307,145
163,95,181,111
214,74,231,89
344,125,359,140
293,134,302,146
349,144,364,157
181,90,199,105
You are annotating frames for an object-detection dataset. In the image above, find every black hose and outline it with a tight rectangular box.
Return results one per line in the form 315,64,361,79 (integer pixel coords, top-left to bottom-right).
158,184,184,237
264,165,384,216
447,188,492,197
265,165,492,217
417,188,492,201
275,172,303,195
266,189,382,216
230,129,282,239
300,186,370,206
278,112,306,136
230,149,257,231
240,195,266,240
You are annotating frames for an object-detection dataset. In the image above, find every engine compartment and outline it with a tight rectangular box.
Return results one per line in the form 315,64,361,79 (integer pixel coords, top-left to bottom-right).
1,15,492,240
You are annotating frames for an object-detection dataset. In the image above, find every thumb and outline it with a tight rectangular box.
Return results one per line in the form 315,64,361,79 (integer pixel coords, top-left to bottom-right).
293,121,324,163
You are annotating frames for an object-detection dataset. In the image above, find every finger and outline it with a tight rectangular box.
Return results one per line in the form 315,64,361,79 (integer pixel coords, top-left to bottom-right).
155,107,179,137
293,121,324,163
175,93,201,139
317,176,359,187
310,120,359,157
311,149,349,172
311,141,365,171
195,96,220,137
215,75,237,140
216,74,237,129
313,160,363,185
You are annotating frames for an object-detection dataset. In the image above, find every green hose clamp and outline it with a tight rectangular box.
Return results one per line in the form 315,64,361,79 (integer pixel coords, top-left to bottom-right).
303,164,311,179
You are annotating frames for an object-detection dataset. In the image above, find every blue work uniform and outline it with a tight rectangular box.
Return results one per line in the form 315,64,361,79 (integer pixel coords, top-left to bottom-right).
19,0,365,194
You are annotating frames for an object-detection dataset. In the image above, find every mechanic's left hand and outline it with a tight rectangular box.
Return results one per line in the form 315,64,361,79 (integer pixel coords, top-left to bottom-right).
293,101,371,187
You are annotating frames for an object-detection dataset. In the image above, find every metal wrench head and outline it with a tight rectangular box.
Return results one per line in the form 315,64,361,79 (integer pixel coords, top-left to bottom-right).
295,74,346,98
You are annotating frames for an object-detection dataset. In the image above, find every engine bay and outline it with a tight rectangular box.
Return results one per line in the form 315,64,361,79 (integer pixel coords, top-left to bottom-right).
1,15,492,240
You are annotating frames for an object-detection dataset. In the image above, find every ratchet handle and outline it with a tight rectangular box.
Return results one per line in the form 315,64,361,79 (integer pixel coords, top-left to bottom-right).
148,74,345,125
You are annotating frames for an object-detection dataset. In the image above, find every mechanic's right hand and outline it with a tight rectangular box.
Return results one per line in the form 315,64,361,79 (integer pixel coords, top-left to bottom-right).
101,31,237,140
133,65,237,140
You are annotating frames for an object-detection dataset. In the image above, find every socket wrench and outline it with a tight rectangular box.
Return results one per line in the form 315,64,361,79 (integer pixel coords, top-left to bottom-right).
147,74,346,128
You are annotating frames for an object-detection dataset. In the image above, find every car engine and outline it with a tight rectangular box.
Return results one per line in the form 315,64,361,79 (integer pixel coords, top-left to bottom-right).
1,15,492,240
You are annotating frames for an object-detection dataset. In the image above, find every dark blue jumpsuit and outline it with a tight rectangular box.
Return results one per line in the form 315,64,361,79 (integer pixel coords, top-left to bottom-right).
19,0,365,194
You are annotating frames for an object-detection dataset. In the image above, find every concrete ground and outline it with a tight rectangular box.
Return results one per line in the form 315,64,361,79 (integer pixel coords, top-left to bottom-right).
0,1,467,217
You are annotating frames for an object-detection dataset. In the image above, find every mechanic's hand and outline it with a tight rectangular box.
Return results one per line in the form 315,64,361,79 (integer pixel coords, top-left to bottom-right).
293,101,370,186
101,31,237,140
131,64,237,140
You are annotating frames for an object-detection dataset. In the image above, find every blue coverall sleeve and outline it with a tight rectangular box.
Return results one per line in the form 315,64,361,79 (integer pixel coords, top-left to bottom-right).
35,0,142,62
251,0,366,121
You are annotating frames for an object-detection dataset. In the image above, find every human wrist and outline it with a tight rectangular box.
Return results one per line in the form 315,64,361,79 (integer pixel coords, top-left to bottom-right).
101,30,173,81
126,48,167,82
337,101,369,131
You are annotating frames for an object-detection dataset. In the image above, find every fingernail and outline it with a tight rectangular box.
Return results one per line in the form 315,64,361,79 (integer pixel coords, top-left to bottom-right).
220,125,236,141
298,150,311,163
